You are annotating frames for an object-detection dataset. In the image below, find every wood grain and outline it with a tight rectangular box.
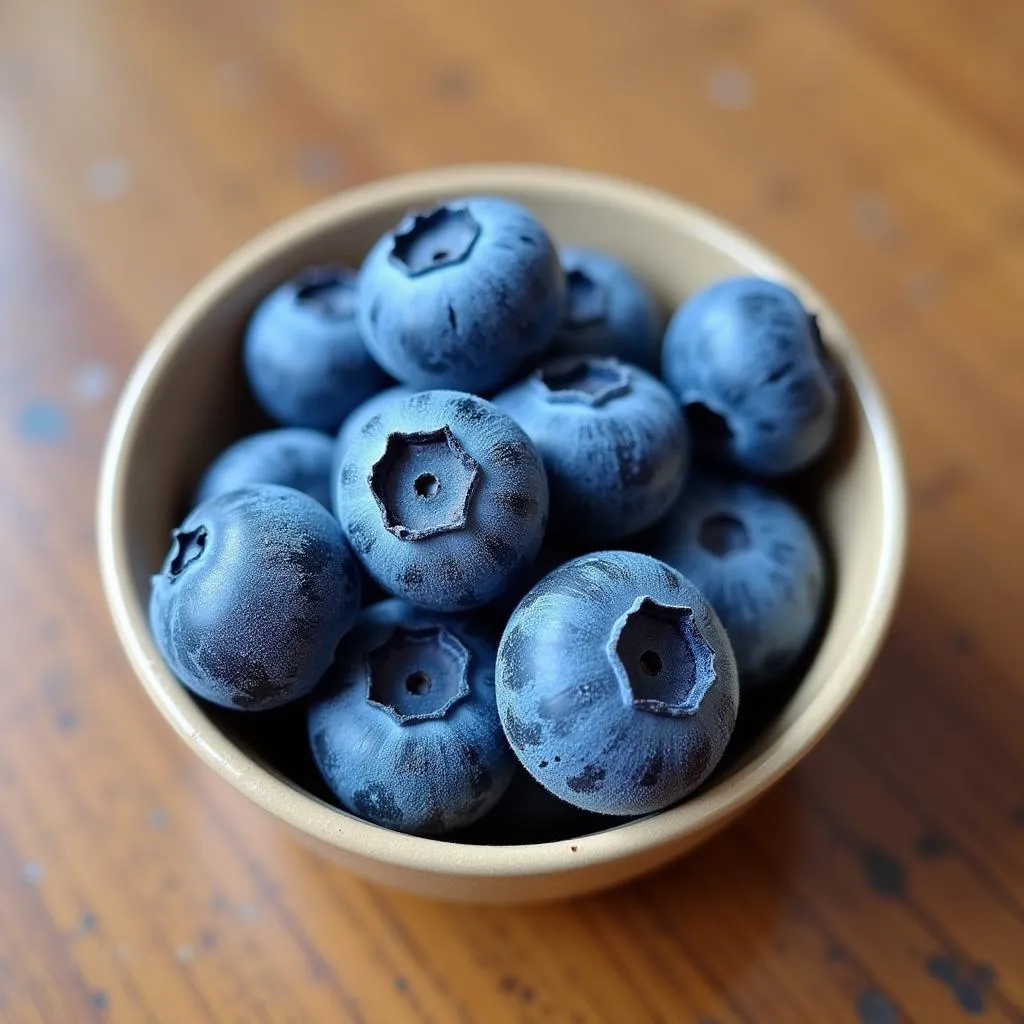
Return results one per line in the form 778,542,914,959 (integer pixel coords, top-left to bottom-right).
1,0,1022,1020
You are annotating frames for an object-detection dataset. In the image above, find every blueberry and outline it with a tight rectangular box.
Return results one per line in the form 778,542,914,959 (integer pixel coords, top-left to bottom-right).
551,247,664,371
356,197,565,393
493,355,689,543
643,475,828,688
244,265,392,432
308,600,516,834
195,428,335,510
661,276,839,476
495,550,739,816
149,485,361,711
335,389,549,612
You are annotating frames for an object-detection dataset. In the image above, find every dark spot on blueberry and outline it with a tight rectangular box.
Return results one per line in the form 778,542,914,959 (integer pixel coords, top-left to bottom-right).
341,463,358,487
660,565,680,591
353,783,404,826
446,302,458,332
483,533,514,567
489,439,525,468
637,750,663,788
463,744,493,798
861,847,906,899
503,707,542,748
369,296,383,327
268,532,333,604
437,555,463,585
519,234,536,246
699,513,750,556
403,563,424,589
538,759,548,768
492,489,533,519
766,360,795,384
453,395,487,423
361,414,383,436
554,756,560,763
566,764,606,793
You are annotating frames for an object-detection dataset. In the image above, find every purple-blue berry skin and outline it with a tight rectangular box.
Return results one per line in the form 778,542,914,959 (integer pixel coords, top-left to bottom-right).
496,550,739,816
661,276,839,476
356,197,565,393
493,356,689,544
149,485,361,712
308,600,516,835
244,266,392,432
643,476,827,688
551,247,664,372
335,390,550,612
195,429,335,510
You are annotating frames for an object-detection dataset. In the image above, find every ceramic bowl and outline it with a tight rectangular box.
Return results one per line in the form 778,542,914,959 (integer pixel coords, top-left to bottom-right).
97,164,907,903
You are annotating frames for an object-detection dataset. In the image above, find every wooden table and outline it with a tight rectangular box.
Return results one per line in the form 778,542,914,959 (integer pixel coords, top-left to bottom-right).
1,1,1022,1021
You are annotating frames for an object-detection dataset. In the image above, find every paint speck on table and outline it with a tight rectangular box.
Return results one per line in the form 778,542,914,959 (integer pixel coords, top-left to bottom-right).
77,911,99,935
85,159,131,202
906,268,941,305
926,954,994,1015
707,65,754,110
16,401,70,443
435,65,475,98
147,808,169,829
176,944,196,965
89,990,109,1011
200,930,219,950
72,362,114,406
861,847,907,898
394,976,410,992
235,901,259,922
915,830,952,860
21,862,44,884
55,707,80,732
852,194,894,240
855,988,900,1024
296,145,343,185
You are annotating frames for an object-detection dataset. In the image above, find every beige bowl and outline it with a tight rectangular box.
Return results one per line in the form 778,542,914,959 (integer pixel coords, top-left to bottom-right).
97,164,907,904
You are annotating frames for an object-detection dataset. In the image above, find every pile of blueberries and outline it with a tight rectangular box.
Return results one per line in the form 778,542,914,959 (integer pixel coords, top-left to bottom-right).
150,195,839,841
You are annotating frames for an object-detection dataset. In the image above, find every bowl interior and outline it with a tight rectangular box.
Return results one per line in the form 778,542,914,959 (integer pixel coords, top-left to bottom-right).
101,166,904,875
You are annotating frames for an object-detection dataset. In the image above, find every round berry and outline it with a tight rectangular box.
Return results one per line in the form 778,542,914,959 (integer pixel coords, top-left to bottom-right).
308,600,516,835
661,276,840,476
551,247,664,371
244,265,392,432
356,197,565,393
195,428,335,510
335,390,549,612
493,355,689,543
643,476,828,687
496,550,739,816
149,485,361,711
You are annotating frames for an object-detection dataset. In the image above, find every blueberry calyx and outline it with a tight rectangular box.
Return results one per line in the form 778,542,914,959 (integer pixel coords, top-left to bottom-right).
388,204,482,277
165,526,208,579
366,625,472,724
607,596,717,717
563,267,609,329
533,356,632,407
698,513,751,556
369,426,482,541
293,266,358,319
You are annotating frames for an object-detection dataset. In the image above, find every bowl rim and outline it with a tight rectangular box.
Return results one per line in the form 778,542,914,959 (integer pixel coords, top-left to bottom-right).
97,162,908,879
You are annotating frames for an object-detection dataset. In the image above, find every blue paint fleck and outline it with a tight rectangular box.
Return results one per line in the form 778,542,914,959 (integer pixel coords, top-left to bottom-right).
235,901,259,922
394,976,410,992
89,990,109,1011
22,862,44,884
856,989,900,1024
16,401,70,442
72,362,114,405
147,808,169,829
861,847,906,898
78,911,99,934
200,930,218,949
55,707,79,732
926,954,994,1015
